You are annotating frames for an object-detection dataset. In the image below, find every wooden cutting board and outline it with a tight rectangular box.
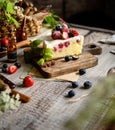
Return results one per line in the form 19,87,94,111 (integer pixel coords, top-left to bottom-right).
33,52,98,78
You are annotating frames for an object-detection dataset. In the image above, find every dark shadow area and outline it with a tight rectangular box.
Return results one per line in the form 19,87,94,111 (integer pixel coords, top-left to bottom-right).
67,10,115,30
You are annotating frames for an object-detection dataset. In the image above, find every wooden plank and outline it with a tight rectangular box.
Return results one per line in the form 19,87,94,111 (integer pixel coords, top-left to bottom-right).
33,52,98,78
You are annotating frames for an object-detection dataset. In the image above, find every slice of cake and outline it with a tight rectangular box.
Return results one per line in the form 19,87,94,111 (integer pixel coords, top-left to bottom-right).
26,23,84,65
43,35,84,59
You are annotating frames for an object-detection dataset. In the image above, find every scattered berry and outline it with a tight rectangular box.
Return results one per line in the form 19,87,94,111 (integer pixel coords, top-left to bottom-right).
55,24,63,31
14,62,21,68
8,65,18,74
68,90,75,97
62,32,69,40
65,56,71,61
83,81,92,89
2,67,8,73
52,30,62,39
79,69,86,75
23,75,34,87
72,81,79,88
2,64,8,68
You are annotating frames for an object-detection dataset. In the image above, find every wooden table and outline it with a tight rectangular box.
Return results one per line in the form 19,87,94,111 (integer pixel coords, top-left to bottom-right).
0,24,115,130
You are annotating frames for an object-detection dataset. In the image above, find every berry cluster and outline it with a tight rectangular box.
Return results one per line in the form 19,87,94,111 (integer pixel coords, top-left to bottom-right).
1,62,21,74
52,23,79,40
67,69,92,97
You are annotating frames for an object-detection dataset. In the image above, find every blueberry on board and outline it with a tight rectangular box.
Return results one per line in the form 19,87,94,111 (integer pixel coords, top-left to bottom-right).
65,56,71,61
14,62,21,68
72,81,79,88
79,69,86,75
83,81,92,89
55,24,62,31
68,90,75,97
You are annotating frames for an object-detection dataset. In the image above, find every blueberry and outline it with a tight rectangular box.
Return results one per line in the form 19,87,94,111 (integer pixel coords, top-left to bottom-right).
83,81,92,89
79,69,86,75
72,81,79,88
68,90,75,97
2,64,8,68
14,62,21,68
2,67,8,73
55,24,62,31
65,56,71,61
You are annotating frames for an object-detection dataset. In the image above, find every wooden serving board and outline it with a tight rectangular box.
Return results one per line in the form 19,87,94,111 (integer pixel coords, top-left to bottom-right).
33,52,98,78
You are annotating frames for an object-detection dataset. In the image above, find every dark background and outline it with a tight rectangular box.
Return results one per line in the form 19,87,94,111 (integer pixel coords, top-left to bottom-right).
30,0,115,30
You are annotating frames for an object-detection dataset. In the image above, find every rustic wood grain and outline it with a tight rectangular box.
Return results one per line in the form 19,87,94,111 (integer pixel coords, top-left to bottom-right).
0,25,115,130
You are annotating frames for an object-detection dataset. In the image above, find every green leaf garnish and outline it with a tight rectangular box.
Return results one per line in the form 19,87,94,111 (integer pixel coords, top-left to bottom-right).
43,10,60,28
30,39,54,65
37,58,45,66
30,39,42,49
6,1,14,14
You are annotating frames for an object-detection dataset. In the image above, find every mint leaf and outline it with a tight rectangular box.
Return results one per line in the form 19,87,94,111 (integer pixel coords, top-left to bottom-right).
30,39,42,49
37,58,45,65
44,16,59,28
6,2,14,14
44,48,53,54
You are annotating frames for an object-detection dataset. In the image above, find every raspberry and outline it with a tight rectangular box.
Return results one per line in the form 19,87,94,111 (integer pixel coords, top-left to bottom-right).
62,32,69,40
70,29,79,36
62,23,69,32
64,41,70,47
53,47,57,52
52,30,62,40
58,43,63,49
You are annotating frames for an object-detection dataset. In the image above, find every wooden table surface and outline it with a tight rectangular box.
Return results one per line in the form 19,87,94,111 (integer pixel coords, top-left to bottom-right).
0,24,115,130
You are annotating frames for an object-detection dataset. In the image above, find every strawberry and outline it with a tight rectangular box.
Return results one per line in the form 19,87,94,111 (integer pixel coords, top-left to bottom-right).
8,65,18,74
23,75,34,87
62,32,69,40
69,29,79,36
52,30,62,40
62,23,69,33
